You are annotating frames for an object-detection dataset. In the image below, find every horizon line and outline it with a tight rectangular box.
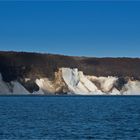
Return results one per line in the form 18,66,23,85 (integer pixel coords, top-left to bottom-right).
0,50,140,59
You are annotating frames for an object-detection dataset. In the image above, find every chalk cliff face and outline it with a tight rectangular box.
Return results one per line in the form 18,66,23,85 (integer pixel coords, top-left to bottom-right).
0,73,29,95
0,67,140,95
60,68,140,95
0,51,140,95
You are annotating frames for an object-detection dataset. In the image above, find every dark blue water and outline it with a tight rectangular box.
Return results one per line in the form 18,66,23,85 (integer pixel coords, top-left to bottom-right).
0,96,140,140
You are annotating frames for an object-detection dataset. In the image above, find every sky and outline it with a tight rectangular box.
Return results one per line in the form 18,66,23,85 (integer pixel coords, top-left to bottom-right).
0,1,140,57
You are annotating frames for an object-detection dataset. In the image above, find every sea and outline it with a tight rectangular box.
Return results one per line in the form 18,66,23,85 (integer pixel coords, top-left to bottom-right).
0,95,140,140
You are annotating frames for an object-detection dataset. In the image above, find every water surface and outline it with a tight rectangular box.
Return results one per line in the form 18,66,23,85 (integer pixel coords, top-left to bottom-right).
0,96,140,140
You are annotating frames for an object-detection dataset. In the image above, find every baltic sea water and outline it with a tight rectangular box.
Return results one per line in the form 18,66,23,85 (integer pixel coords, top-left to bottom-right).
0,95,140,139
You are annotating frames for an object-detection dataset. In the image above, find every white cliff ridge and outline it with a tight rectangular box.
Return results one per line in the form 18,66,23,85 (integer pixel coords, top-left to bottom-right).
0,73,29,95
61,68,102,95
33,68,140,95
0,68,140,95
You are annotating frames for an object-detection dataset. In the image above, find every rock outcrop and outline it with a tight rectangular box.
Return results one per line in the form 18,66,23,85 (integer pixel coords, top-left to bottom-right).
0,68,140,95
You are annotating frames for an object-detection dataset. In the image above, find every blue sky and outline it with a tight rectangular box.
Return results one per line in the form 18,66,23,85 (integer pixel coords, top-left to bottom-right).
0,1,140,57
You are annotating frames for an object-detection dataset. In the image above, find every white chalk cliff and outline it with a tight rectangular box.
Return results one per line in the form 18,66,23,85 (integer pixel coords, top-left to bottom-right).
0,73,29,95
0,68,140,95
